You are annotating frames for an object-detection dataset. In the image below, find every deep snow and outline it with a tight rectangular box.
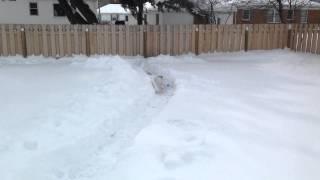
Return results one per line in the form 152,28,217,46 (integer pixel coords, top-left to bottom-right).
0,50,320,180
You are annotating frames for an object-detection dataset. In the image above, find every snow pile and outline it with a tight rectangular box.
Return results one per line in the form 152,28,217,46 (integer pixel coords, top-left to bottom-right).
0,56,161,180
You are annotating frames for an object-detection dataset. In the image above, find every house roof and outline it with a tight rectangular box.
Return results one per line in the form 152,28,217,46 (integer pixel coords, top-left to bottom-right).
99,4,130,14
99,3,158,14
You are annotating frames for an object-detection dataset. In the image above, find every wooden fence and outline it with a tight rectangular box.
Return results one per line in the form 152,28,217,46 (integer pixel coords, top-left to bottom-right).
289,24,320,54
0,24,319,57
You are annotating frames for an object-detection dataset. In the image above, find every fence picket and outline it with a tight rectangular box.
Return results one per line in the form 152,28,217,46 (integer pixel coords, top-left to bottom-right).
1,25,8,56
317,25,320,54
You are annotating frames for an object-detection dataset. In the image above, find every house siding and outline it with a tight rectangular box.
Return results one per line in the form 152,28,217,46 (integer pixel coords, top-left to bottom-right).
236,8,320,24
308,10,320,23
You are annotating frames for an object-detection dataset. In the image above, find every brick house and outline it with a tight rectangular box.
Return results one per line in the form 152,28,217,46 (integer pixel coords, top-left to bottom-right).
234,2,320,24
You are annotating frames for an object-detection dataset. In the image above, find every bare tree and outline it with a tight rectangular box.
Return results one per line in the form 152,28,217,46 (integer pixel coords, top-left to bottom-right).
191,0,238,24
267,0,311,23
191,0,220,24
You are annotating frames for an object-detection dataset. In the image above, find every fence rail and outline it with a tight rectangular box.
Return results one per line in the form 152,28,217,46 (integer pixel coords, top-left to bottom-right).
0,24,319,57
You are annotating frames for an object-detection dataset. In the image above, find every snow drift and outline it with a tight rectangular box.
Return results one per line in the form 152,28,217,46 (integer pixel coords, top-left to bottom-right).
0,56,166,180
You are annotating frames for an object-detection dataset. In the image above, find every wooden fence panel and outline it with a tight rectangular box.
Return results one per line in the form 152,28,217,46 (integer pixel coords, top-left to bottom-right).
310,24,318,54
191,25,196,54
249,24,256,50
0,25,3,56
266,25,271,50
8,25,15,55
294,24,301,51
278,24,285,49
291,24,297,50
248,24,255,50
273,24,279,49
300,24,307,52
233,25,240,51
305,24,313,53
316,25,320,54
0,24,319,57
14,25,21,55
156,25,161,56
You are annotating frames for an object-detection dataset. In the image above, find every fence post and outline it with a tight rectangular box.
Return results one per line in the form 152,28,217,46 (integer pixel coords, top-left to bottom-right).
21,27,27,58
143,25,147,58
244,25,249,52
287,24,292,49
195,25,200,55
85,27,90,57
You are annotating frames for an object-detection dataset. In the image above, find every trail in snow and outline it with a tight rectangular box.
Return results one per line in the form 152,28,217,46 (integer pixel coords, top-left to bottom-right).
106,51,320,180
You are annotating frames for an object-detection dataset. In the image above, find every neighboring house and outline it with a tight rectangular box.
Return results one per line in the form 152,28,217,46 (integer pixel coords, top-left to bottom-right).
235,1,320,24
144,3,194,25
193,5,236,25
98,4,136,25
98,3,195,25
0,0,98,24
145,3,235,25
98,2,234,25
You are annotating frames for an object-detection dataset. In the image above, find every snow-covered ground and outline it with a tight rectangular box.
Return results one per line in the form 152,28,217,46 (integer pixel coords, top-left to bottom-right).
0,50,320,180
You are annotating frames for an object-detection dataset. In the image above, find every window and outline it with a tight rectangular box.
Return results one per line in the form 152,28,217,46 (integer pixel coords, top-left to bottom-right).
287,9,294,20
29,2,38,16
300,10,308,23
119,14,125,21
111,14,117,21
101,14,111,22
144,14,147,24
53,4,65,17
267,9,280,23
242,9,251,21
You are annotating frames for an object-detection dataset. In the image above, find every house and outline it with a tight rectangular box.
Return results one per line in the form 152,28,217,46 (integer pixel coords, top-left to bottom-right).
98,4,136,25
98,2,234,25
144,3,235,25
98,3,194,25
143,3,195,25
0,0,98,24
235,1,320,24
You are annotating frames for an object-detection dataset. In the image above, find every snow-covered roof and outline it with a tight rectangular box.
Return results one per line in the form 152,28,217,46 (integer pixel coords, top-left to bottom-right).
145,2,157,10
99,4,130,14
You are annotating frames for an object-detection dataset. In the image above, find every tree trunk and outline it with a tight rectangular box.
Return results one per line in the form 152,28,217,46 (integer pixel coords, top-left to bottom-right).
58,0,98,24
70,0,98,24
58,0,78,24
276,0,284,23
209,3,216,24
137,2,144,25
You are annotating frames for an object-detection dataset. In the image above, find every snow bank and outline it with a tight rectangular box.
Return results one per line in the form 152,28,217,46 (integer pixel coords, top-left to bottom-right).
0,56,159,180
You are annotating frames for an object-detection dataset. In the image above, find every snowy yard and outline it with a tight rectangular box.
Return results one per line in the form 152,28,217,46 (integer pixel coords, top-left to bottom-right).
0,50,320,180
